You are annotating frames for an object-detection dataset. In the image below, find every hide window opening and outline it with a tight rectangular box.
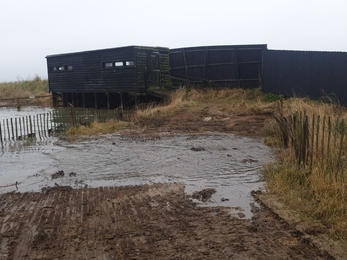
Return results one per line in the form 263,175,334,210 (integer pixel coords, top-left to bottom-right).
50,65,73,72
103,62,113,68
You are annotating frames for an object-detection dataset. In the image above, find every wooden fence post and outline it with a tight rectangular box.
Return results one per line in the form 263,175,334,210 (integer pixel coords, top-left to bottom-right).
321,116,326,160
0,121,2,145
310,115,315,172
29,115,33,140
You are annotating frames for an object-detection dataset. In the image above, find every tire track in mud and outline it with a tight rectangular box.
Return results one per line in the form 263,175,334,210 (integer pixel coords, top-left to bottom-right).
0,183,334,260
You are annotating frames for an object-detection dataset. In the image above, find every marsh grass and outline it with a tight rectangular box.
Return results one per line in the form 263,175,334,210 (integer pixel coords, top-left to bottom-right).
0,76,49,99
65,120,130,137
65,87,275,136
136,87,275,118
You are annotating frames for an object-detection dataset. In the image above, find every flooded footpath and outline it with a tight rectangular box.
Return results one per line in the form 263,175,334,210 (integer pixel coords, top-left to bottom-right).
0,131,274,218
1,108,337,260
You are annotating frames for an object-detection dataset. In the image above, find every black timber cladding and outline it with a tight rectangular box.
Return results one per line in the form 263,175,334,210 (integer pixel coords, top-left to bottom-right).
263,49,347,105
169,45,267,88
46,46,170,94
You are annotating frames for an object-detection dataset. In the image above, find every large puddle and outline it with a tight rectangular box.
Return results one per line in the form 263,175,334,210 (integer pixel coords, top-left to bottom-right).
0,132,274,218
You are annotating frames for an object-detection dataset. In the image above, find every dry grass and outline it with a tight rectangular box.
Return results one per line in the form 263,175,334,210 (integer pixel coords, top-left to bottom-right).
65,120,130,137
134,88,194,121
134,87,276,122
65,87,275,136
0,76,49,99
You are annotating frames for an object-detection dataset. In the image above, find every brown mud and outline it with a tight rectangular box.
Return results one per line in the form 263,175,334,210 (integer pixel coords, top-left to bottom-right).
134,110,270,137
0,183,334,260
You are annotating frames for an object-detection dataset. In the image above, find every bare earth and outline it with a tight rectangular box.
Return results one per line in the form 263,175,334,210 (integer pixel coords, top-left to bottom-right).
0,183,333,260
0,113,341,259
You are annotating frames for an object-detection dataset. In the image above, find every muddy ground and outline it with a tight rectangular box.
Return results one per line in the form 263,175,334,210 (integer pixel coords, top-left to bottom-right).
0,183,333,260
0,111,343,259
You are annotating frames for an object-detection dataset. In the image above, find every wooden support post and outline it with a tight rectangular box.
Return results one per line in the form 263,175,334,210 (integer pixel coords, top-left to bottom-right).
19,117,22,140
33,115,36,139
94,92,98,109
120,93,123,111
15,118,18,140
182,49,188,81
203,47,208,86
39,114,43,139
49,112,53,133
6,119,10,141
62,93,67,107
16,98,20,110
236,48,240,88
0,121,3,145
81,93,85,108
36,114,41,139
52,94,57,107
29,115,33,140
43,114,46,137
10,118,14,140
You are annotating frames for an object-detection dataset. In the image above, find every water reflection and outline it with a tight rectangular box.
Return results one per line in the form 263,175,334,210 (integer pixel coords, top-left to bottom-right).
0,106,53,121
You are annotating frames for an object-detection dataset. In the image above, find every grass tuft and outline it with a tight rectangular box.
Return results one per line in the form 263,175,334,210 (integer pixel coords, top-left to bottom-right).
65,120,130,137
0,76,49,99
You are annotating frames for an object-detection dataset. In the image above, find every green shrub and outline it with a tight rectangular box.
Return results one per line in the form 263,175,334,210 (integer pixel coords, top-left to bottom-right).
262,93,281,102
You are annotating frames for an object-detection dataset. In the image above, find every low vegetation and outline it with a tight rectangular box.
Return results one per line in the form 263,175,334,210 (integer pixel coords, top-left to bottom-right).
65,120,130,136
264,98,347,240
0,76,49,99
134,87,275,121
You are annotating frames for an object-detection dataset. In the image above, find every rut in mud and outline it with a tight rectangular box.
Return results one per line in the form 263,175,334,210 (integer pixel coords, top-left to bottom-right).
0,183,333,260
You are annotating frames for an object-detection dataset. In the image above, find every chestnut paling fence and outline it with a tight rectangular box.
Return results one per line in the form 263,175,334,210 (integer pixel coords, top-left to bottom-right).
0,108,124,145
275,111,347,179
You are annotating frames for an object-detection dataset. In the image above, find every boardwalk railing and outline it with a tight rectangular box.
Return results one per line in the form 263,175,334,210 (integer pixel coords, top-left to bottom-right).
0,108,125,145
275,111,347,178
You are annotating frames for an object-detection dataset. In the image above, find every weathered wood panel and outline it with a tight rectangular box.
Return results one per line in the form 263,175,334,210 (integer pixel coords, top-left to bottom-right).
169,45,266,88
263,50,347,105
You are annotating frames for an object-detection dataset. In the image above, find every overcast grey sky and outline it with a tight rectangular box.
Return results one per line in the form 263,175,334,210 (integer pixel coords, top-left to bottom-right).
0,0,346,82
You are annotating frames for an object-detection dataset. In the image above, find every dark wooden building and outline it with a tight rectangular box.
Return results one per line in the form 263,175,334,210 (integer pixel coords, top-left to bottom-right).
46,46,170,108
169,45,267,88
47,44,347,108
263,49,347,106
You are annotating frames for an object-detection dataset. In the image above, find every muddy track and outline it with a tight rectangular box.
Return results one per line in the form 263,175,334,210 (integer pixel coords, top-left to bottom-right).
0,183,332,260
